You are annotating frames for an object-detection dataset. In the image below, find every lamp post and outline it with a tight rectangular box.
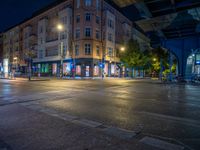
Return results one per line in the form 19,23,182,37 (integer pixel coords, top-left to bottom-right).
57,24,64,78
57,23,75,79
14,57,18,78
117,47,125,78
13,57,18,70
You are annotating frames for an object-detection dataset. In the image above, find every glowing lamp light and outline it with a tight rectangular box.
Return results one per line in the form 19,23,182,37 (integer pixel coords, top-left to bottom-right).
120,47,125,52
57,24,63,31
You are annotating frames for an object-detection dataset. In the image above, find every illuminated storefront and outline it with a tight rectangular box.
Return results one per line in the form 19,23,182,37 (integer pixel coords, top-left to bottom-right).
3,59,9,78
93,66,99,76
76,65,81,76
63,63,71,76
86,66,90,77
52,63,57,75
195,54,200,74
104,63,108,75
111,64,115,75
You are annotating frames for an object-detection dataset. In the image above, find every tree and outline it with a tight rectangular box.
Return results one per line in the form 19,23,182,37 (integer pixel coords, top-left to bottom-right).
120,39,150,77
149,46,179,80
24,49,36,81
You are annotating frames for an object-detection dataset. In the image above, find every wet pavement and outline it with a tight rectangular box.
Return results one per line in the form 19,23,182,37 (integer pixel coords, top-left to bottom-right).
0,78,200,150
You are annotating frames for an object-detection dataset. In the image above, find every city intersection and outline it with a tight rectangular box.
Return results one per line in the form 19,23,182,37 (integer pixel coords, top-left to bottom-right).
0,78,200,150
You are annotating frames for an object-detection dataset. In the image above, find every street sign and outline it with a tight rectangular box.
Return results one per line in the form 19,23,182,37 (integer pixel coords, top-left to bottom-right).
99,63,105,68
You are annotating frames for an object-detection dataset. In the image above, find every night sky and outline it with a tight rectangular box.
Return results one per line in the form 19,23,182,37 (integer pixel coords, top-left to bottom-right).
0,0,57,32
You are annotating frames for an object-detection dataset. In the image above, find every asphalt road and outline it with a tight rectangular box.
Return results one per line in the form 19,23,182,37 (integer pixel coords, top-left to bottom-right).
0,78,200,150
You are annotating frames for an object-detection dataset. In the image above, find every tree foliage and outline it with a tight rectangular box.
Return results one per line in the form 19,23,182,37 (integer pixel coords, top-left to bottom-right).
119,40,177,78
120,39,150,69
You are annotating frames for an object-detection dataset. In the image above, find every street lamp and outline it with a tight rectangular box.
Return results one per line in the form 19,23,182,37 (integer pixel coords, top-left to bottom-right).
57,24,63,31
118,47,126,78
13,57,18,71
57,24,64,78
120,47,125,52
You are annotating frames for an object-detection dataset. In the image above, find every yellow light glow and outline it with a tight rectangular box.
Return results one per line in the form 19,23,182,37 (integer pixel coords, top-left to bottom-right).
120,47,125,52
57,24,63,31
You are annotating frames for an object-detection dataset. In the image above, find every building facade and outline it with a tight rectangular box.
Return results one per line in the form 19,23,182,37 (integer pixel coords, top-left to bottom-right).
3,27,22,77
2,0,150,78
0,33,3,74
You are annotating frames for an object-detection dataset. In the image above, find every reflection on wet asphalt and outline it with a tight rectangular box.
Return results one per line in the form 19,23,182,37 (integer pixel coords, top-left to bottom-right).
0,79,200,149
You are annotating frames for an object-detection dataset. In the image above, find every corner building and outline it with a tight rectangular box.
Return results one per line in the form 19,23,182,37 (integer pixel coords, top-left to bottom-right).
3,0,150,78
33,0,133,78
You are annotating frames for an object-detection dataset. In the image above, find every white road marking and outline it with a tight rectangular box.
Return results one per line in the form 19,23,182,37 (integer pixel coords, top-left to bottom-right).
103,127,136,139
138,111,200,127
72,119,102,128
140,136,184,150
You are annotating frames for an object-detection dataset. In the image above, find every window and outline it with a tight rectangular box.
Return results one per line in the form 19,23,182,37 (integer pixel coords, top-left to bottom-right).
96,30,100,39
108,19,114,29
96,0,100,10
61,31,67,39
39,50,43,59
108,33,113,42
85,28,91,37
85,0,92,6
25,32,28,39
40,37,44,44
45,46,58,57
76,29,80,39
85,44,91,55
76,65,81,75
96,45,100,56
15,46,19,51
39,26,43,33
61,16,67,24
126,30,130,37
76,15,80,23
75,45,79,56
85,13,91,21
77,0,80,8
108,47,113,57
96,16,100,24
25,41,28,48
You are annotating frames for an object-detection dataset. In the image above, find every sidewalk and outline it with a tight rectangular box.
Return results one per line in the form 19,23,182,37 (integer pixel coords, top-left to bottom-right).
0,104,161,150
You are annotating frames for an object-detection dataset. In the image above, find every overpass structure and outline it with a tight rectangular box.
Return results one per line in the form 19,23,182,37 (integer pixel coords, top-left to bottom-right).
111,0,200,78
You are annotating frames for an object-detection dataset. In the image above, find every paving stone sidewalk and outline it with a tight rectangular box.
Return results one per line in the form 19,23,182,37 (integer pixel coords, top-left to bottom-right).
0,104,163,150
